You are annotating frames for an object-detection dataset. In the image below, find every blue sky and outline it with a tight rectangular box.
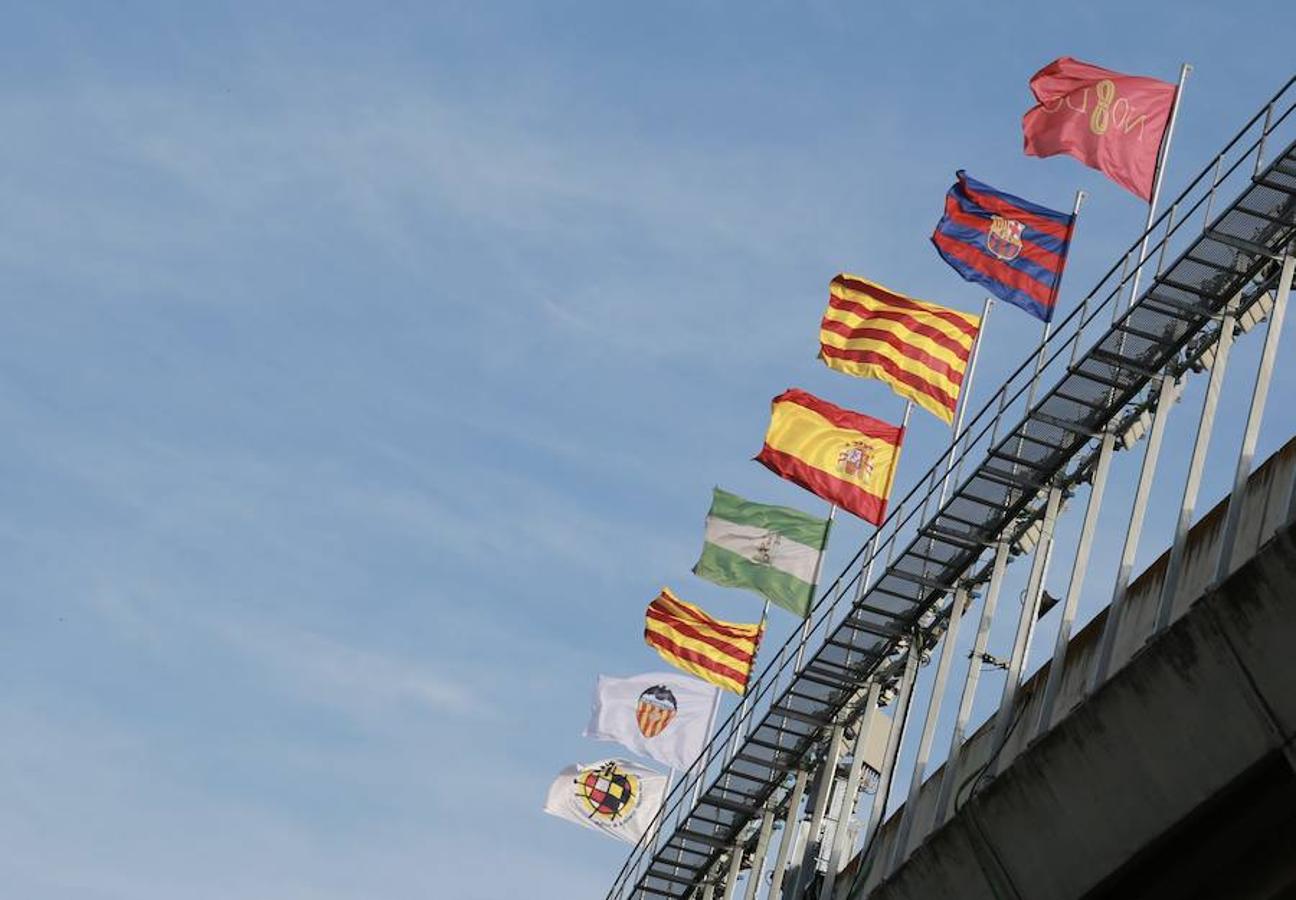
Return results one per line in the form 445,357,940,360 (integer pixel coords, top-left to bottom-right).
2,4,1294,898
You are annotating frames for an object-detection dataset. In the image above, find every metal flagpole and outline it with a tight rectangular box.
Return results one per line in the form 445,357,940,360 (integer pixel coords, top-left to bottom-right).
958,299,993,443
951,300,995,490
642,764,681,899
646,765,678,851
794,505,837,670
1124,63,1192,314
898,399,915,433
1215,252,1296,582
939,298,993,506
642,767,684,900
873,399,917,583
728,597,773,759
889,399,916,547
691,687,725,805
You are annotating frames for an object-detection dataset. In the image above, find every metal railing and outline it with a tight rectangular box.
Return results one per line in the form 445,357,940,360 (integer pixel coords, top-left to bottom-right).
607,72,1296,900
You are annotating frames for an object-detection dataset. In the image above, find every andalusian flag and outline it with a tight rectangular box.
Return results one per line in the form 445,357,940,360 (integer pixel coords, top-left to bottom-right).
756,389,903,526
693,488,830,618
644,589,763,695
819,273,981,423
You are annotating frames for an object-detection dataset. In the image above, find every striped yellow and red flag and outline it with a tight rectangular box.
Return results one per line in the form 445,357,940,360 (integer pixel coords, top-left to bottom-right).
644,589,763,695
756,388,903,525
819,273,981,424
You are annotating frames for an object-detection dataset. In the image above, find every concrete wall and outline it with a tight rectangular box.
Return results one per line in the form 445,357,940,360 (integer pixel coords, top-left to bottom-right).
847,437,1296,899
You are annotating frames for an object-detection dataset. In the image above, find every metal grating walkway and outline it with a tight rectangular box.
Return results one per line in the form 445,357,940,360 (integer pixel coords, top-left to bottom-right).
608,78,1296,900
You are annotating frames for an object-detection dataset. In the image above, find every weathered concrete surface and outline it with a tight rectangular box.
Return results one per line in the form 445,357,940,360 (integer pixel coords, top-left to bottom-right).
856,515,1296,900
846,438,1296,897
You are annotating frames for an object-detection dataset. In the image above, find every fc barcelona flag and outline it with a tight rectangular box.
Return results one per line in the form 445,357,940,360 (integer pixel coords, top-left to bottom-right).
932,171,1076,322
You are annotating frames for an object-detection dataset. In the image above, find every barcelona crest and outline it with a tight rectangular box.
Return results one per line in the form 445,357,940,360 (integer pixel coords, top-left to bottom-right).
986,215,1025,261
636,685,678,738
574,761,640,824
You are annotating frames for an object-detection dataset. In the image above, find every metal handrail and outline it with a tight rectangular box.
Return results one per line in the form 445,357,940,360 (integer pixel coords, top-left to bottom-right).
607,72,1296,899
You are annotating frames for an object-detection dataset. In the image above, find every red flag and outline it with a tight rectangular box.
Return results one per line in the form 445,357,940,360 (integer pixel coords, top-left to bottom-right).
1022,57,1177,201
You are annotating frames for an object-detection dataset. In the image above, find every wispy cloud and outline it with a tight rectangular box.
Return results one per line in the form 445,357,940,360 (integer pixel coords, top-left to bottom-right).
87,582,482,721
220,615,480,718
0,60,883,368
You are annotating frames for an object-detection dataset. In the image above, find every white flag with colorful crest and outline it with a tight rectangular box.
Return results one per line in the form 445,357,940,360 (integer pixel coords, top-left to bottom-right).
542,758,667,845
584,672,719,770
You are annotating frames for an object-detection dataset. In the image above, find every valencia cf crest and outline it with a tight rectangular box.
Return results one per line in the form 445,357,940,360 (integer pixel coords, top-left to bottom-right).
836,441,876,482
574,761,640,824
636,685,678,738
986,215,1025,261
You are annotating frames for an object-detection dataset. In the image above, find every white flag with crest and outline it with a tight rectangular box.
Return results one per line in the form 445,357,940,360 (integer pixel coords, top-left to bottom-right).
542,758,667,845
584,672,719,771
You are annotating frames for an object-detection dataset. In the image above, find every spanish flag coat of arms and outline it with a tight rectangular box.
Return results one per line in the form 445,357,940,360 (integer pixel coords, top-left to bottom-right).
755,389,903,525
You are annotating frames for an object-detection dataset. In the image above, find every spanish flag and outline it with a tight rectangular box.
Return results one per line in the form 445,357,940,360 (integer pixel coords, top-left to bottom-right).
644,589,763,695
756,389,903,525
819,274,981,424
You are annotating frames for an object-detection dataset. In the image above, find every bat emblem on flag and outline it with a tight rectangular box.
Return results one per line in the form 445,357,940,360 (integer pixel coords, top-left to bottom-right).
986,215,1025,261
635,685,678,738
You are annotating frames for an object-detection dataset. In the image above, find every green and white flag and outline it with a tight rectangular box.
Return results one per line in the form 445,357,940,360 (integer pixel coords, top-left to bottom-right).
692,488,831,618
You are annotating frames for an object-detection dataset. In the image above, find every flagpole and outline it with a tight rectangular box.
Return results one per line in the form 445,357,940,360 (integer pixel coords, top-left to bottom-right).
893,398,915,506
645,765,678,856
1126,63,1192,311
851,397,915,601
859,387,909,590
880,399,916,579
899,399,914,430
940,297,992,504
954,298,992,441
730,595,780,765
794,504,837,670
691,688,724,805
